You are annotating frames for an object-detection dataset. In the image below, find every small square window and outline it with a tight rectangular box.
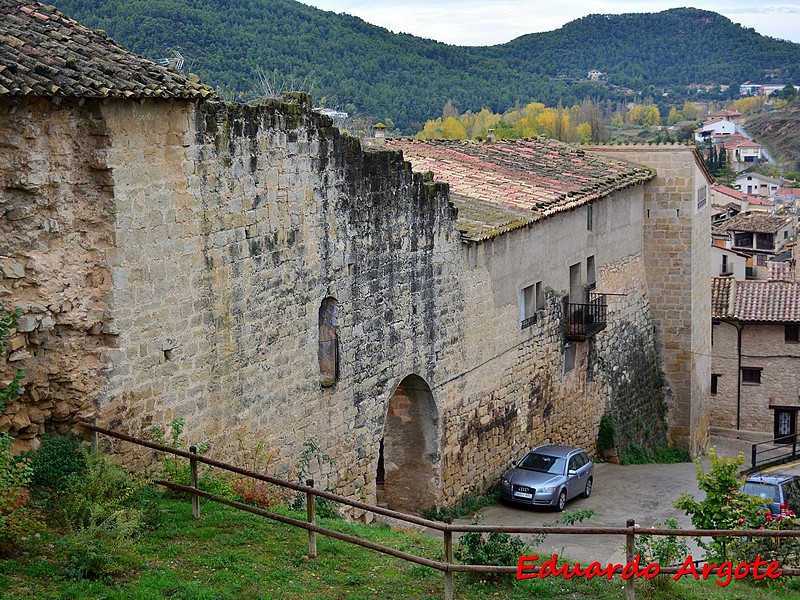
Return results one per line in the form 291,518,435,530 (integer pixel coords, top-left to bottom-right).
786,325,799,343
520,282,544,329
742,367,762,384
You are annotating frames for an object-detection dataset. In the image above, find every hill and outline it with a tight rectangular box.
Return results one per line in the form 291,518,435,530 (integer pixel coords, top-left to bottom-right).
50,1,800,132
746,99,800,170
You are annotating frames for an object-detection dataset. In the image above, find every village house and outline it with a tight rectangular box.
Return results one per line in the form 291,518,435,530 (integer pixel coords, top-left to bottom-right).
714,212,794,269
734,172,785,197
708,109,744,125
0,0,712,513
694,118,737,143
711,277,800,442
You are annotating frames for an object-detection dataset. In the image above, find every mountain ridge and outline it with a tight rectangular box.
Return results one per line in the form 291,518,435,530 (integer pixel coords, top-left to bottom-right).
49,1,800,131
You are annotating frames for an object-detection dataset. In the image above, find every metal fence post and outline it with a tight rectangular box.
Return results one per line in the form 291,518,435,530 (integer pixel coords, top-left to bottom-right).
444,529,454,600
307,479,317,558
190,445,200,519
752,443,758,470
626,518,636,600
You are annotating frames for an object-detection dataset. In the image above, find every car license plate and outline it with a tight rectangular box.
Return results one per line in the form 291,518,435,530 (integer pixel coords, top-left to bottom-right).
513,491,533,499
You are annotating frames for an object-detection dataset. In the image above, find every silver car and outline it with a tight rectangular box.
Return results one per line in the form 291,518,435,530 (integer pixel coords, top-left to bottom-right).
500,444,593,511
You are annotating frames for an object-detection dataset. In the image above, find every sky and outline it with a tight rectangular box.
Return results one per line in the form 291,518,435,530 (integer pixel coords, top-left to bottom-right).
296,0,800,46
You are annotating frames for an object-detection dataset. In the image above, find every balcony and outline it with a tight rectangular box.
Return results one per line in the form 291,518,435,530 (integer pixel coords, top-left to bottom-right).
565,293,607,341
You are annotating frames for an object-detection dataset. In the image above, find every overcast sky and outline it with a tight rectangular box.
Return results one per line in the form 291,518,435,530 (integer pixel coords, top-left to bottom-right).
296,1,800,46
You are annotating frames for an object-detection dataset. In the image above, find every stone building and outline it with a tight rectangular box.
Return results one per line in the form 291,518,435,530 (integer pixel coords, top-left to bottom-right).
1,1,711,513
711,277,800,442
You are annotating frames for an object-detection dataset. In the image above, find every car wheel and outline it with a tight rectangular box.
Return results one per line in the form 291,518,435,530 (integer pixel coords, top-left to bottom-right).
582,477,593,498
555,489,567,512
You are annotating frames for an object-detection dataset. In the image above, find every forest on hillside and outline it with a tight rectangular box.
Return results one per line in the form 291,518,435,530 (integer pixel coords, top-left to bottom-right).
52,1,800,132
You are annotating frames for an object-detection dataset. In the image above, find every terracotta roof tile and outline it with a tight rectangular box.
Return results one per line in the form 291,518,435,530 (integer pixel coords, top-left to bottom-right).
0,0,215,99
712,277,800,322
386,138,654,240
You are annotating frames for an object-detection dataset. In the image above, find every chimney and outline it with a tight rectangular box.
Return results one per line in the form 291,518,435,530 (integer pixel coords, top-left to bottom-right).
486,129,496,143
373,123,387,139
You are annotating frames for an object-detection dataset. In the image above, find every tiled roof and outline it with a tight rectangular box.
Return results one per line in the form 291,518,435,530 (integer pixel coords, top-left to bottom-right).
386,139,654,238
713,185,746,201
0,0,215,99
768,261,795,282
718,212,790,234
449,194,538,241
711,277,732,319
712,277,800,322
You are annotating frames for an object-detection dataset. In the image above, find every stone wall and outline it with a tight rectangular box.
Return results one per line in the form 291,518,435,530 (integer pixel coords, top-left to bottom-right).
1,96,689,512
712,321,800,436
588,144,712,456
0,97,117,451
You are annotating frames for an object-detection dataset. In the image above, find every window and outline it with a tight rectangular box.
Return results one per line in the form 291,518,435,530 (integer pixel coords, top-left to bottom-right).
711,373,720,395
774,408,797,443
734,232,752,248
587,256,596,291
564,344,576,374
697,185,707,210
786,324,799,343
520,282,544,329
569,263,582,304
318,297,340,386
721,255,729,275
741,367,762,385
586,205,593,231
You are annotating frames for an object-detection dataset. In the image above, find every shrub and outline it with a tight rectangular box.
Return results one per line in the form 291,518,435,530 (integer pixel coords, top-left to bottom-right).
24,433,87,490
52,452,157,580
289,439,338,519
420,491,499,523
0,433,45,554
230,434,290,510
634,518,688,594
620,444,691,465
673,449,799,563
597,413,616,450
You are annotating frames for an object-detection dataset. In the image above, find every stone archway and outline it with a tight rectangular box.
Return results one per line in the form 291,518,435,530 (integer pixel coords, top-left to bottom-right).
377,375,440,514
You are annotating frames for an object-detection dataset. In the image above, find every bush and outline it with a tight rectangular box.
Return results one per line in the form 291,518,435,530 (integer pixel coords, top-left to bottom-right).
634,518,688,595
597,413,616,450
673,449,800,563
620,444,691,465
421,491,499,523
0,433,45,554
52,452,157,580
24,433,87,490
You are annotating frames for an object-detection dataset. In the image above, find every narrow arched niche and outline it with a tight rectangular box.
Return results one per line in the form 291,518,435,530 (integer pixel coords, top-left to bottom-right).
318,297,339,387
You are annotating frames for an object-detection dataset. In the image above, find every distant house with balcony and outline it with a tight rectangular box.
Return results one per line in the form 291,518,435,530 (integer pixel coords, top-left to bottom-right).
716,212,794,266
711,277,800,442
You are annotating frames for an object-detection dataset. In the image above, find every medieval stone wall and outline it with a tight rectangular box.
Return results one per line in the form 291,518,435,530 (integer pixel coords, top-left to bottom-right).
1,96,692,512
589,144,712,456
0,97,116,451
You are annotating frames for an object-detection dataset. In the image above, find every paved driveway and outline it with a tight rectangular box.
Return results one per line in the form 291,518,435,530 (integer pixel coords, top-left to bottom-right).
452,461,704,565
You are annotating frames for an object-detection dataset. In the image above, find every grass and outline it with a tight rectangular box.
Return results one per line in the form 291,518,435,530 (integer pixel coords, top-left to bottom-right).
3,489,800,599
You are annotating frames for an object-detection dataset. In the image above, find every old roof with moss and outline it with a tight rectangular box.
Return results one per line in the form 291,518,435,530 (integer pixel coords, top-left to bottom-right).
717,211,792,234
387,138,655,242
0,0,215,99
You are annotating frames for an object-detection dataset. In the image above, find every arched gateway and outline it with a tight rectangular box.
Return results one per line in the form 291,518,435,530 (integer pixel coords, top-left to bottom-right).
376,375,440,514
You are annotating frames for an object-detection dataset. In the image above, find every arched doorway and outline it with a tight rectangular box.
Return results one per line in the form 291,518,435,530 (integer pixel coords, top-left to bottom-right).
377,375,440,514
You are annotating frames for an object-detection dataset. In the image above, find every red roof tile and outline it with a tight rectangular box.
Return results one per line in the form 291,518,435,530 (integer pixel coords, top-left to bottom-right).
712,277,800,322
386,138,654,225
0,0,215,99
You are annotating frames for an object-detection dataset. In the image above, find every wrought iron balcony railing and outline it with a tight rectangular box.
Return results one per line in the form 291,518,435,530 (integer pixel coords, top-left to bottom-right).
565,293,607,341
